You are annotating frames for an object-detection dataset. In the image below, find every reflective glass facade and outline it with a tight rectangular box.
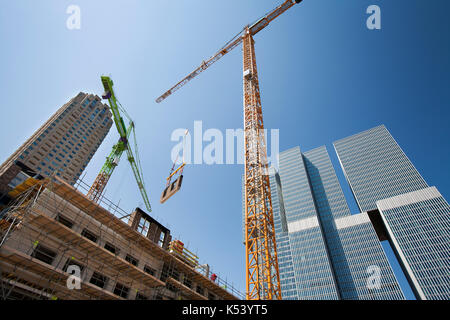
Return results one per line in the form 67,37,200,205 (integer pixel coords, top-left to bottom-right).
377,187,450,300
278,147,339,299
259,146,403,299
268,168,297,299
242,124,449,299
333,125,428,212
334,125,450,300
303,147,403,300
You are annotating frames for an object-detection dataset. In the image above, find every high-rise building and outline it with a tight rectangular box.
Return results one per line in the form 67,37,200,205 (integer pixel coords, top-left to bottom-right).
277,147,340,299
333,124,428,212
271,146,403,300
268,168,297,299
334,125,450,300
246,145,404,300
0,92,113,195
302,146,403,300
376,187,450,300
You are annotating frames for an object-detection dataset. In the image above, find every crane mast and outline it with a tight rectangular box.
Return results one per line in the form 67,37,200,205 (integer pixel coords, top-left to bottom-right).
242,28,281,300
87,122,133,203
156,0,302,299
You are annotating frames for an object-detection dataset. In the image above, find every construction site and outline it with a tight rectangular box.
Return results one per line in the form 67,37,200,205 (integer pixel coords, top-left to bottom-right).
0,175,243,300
0,76,246,300
0,0,305,300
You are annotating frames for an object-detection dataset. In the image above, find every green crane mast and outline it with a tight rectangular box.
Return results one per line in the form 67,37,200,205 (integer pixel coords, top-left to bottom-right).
87,76,152,212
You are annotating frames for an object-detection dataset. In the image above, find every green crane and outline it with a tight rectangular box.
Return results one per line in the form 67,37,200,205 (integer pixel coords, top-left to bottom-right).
87,76,152,212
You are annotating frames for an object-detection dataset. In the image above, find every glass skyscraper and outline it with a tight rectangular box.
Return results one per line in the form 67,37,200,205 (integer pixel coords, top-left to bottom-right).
334,125,450,300
264,146,403,299
268,168,297,299
278,147,339,299
377,187,450,299
242,124,449,300
302,146,403,299
333,124,428,212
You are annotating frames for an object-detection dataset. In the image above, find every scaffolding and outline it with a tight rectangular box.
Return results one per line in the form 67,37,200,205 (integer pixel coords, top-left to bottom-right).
158,241,244,300
169,240,199,268
0,175,243,300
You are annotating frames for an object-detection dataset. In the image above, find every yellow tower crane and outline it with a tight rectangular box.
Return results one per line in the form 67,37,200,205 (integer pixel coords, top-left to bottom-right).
156,0,303,300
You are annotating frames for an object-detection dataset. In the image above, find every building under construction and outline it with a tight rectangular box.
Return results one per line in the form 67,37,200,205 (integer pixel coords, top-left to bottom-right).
0,175,242,300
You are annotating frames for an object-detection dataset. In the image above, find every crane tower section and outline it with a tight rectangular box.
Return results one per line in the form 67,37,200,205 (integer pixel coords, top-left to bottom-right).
243,28,281,300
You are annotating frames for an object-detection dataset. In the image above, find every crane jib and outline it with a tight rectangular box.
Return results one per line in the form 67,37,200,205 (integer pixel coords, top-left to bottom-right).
155,0,301,103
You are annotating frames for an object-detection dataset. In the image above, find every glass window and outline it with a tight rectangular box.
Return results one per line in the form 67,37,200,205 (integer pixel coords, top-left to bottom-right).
137,217,150,236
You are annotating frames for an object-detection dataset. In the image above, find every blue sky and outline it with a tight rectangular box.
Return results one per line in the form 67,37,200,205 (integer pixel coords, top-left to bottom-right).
1,0,449,299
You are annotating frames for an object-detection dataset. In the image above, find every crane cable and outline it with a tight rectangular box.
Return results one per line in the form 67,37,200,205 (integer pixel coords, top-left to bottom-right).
116,99,147,190
166,130,188,187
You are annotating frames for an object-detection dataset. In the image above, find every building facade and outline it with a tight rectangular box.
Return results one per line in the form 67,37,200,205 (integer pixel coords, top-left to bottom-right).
334,125,450,300
0,92,242,301
0,177,240,300
278,147,340,299
333,124,428,212
302,146,403,300
270,146,403,300
268,168,297,299
376,187,450,300
0,92,113,195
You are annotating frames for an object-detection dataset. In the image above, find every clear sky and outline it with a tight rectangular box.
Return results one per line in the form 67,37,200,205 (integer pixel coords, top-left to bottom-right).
1,0,449,299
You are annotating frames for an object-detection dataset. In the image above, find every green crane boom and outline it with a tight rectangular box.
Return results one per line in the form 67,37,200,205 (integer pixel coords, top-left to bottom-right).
87,76,152,212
